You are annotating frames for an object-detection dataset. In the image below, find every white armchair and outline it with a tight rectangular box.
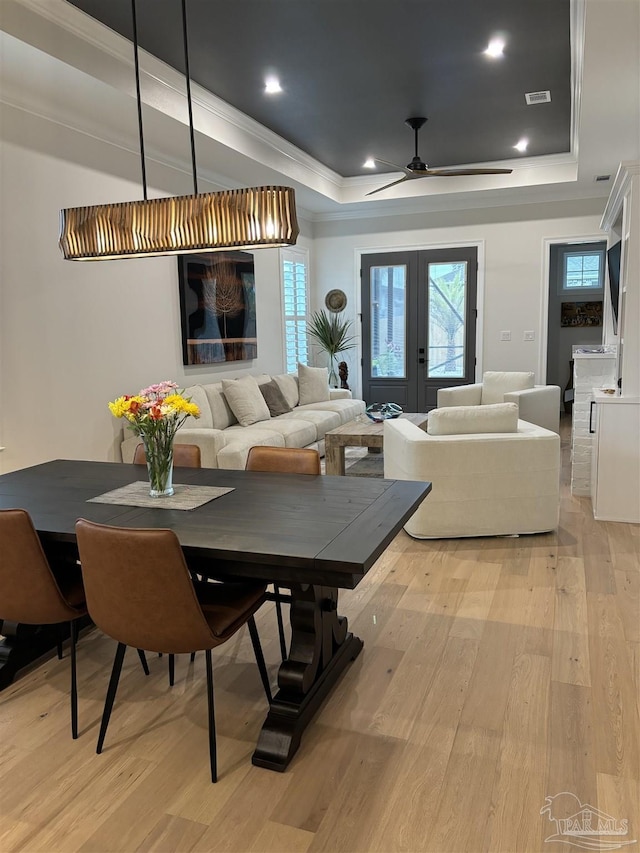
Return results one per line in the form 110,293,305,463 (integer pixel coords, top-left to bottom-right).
383,404,560,539
437,371,561,433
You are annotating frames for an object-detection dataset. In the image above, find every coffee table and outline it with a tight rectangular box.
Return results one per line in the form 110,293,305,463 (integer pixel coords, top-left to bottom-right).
325,412,428,476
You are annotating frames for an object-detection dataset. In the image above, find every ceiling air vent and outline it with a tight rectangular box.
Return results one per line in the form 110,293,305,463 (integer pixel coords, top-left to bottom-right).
525,90,551,105
595,175,611,182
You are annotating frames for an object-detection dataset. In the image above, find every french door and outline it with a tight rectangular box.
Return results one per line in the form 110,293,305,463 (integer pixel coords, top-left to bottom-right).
361,247,478,411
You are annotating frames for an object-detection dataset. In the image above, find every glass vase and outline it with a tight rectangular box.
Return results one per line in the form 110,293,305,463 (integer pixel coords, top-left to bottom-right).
142,432,175,497
328,357,338,388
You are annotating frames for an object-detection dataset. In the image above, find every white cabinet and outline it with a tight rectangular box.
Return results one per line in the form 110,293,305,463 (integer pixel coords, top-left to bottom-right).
590,391,640,523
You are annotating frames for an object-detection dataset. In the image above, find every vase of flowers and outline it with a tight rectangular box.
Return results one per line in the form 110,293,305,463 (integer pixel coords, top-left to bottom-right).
109,381,200,497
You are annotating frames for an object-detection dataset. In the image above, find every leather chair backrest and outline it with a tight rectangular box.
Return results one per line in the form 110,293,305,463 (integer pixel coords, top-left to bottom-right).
245,445,320,476
75,519,216,654
0,509,80,624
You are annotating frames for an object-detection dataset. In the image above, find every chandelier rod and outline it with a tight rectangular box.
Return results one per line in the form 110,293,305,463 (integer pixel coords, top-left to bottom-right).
131,0,147,200
181,0,199,195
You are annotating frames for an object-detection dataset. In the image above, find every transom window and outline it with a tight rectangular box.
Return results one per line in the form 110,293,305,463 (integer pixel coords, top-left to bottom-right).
561,249,605,291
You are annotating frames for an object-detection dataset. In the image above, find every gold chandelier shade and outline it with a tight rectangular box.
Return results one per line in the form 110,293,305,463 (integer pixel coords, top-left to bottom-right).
59,185,299,261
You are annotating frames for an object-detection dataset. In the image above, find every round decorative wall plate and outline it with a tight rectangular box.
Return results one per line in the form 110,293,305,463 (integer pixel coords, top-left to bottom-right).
325,289,347,313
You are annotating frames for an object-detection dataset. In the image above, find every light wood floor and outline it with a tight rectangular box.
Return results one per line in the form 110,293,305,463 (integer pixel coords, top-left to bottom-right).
1,419,638,853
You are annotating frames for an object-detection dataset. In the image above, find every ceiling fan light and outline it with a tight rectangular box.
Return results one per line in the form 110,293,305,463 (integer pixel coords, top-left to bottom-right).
59,186,299,260
513,138,529,152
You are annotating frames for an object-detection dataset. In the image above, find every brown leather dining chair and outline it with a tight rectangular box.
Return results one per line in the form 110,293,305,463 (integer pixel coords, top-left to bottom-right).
245,445,321,660
0,509,88,738
75,518,272,783
133,443,201,468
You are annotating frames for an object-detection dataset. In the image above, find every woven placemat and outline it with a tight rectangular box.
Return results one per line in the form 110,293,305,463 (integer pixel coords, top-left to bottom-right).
88,481,234,511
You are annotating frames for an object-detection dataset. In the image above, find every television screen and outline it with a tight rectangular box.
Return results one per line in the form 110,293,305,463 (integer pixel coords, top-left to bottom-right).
607,241,621,334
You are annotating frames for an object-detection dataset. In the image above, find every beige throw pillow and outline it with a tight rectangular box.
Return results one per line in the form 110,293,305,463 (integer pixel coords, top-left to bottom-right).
427,402,519,436
273,373,299,408
222,376,271,427
481,371,534,405
298,363,330,405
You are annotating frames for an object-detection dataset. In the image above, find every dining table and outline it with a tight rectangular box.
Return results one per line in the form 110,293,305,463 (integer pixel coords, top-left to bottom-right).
0,459,431,771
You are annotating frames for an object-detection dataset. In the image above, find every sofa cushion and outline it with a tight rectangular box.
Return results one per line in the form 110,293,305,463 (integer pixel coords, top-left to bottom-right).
181,385,213,430
273,373,299,409
203,382,237,430
259,379,292,417
216,428,286,470
298,363,330,405
481,371,534,405
297,398,365,424
427,402,519,436
284,408,341,438
249,417,317,448
222,376,271,427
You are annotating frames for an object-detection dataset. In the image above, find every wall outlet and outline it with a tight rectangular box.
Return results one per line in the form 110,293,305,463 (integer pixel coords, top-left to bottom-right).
500,330,511,341
524,330,535,341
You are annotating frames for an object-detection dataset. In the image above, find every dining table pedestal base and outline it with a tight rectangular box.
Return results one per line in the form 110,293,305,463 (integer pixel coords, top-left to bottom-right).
252,583,363,772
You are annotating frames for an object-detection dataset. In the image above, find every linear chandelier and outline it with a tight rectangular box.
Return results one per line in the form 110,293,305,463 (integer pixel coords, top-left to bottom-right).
59,0,299,261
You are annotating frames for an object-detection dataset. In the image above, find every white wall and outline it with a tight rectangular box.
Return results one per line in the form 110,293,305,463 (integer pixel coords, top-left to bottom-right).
313,201,605,398
0,112,312,473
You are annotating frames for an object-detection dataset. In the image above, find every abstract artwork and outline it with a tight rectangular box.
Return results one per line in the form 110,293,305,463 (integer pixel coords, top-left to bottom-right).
178,251,256,365
560,301,603,327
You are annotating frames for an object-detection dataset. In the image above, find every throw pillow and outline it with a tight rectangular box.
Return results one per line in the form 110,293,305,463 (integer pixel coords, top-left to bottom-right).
481,371,534,405
259,379,292,417
427,402,519,436
273,373,299,408
298,363,330,405
222,376,271,427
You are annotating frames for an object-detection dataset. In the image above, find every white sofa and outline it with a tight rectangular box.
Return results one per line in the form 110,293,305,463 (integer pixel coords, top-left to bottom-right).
120,372,366,469
437,371,561,433
383,403,560,539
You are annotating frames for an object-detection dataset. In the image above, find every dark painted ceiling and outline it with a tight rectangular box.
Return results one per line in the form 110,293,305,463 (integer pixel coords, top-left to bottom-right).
66,0,571,178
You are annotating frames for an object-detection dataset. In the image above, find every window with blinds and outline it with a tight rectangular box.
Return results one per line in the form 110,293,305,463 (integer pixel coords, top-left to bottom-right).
281,248,310,373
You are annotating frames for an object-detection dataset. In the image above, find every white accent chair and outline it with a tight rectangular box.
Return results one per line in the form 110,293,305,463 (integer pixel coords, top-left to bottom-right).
383,403,560,539
437,371,561,433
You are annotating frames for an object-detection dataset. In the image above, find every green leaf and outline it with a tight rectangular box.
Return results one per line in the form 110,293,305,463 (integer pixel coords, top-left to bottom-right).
306,310,356,358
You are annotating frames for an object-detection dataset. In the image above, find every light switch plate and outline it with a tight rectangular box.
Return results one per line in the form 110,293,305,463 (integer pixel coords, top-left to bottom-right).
500,330,511,341
524,330,535,341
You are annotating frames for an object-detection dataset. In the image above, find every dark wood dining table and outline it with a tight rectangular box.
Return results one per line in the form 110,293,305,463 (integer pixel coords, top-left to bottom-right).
0,459,431,771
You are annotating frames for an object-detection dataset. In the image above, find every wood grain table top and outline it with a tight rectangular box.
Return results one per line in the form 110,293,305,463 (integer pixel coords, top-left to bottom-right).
325,412,428,443
0,459,431,589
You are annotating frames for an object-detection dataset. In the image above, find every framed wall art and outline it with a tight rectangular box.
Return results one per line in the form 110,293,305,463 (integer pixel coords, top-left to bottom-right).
560,301,603,328
178,251,256,365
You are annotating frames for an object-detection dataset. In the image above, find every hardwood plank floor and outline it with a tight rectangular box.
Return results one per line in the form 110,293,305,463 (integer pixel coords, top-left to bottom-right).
0,417,638,852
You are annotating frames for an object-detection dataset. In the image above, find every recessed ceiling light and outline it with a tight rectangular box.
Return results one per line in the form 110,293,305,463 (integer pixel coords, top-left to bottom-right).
264,76,282,94
363,158,376,169
484,38,505,58
514,138,529,153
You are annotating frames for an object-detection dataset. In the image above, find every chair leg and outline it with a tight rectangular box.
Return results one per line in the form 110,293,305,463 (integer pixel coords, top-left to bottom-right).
168,654,175,687
247,616,272,704
205,649,217,783
57,638,64,661
97,642,126,755
69,619,79,739
137,648,150,676
273,584,287,662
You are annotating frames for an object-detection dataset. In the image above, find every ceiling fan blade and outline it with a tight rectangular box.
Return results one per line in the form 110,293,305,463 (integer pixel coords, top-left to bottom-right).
422,167,513,176
365,175,413,196
373,158,417,178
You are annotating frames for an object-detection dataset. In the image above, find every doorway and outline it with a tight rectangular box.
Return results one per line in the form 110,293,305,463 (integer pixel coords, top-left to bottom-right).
361,247,478,411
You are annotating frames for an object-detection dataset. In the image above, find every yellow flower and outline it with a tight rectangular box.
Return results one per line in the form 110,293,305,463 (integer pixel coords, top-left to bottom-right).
164,394,200,418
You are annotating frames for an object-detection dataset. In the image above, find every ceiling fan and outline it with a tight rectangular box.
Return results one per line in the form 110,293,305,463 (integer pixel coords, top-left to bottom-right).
366,117,513,196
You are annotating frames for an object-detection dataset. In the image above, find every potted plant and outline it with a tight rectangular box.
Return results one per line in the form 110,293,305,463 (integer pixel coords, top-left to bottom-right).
307,310,356,387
